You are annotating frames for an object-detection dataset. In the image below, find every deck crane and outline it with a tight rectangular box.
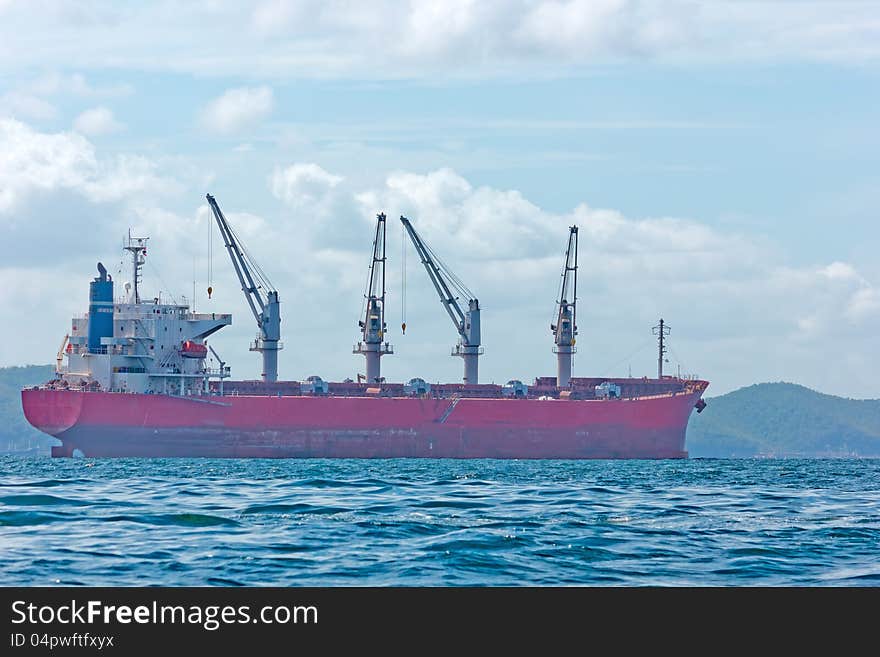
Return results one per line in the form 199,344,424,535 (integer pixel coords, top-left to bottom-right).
205,193,282,382
400,216,482,385
552,226,578,387
354,213,393,383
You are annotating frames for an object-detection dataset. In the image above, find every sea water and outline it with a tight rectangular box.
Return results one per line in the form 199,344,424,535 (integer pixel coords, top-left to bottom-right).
1,457,878,586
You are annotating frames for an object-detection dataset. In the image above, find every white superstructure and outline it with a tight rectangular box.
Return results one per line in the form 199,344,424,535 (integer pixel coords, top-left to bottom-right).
57,235,231,395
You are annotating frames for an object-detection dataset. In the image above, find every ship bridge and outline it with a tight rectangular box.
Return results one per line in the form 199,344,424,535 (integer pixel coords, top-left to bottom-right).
64,299,231,395
57,240,233,396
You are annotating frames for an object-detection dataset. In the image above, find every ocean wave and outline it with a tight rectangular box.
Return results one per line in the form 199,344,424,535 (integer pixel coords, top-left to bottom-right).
1,456,878,586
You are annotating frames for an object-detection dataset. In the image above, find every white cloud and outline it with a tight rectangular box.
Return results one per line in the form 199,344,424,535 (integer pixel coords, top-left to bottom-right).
0,2,876,79
846,288,880,322
0,118,176,214
0,92,58,120
26,72,134,98
73,106,124,136
0,118,97,213
0,266,86,367
270,163,343,207
360,167,754,269
821,261,860,282
251,0,307,36
343,168,879,394
0,74,133,123
200,86,274,135
510,0,700,60
268,163,365,251
0,72,131,124
129,204,267,253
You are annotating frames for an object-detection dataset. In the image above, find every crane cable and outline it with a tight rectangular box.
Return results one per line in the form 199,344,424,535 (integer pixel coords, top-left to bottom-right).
401,221,407,334
551,264,565,325
208,210,213,298
597,338,654,378
552,245,574,324
668,344,687,377
145,258,179,305
226,221,274,292
421,237,474,301
359,232,374,325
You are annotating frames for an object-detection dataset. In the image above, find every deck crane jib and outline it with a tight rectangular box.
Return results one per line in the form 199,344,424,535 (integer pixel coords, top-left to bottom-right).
400,215,482,385
552,226,578,388
354,213,393,383
205,193,282,382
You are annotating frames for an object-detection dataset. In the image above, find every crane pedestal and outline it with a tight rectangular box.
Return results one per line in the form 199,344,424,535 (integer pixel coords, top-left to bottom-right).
554,344,576,388
452,344,484,385
354,341,393,383
251,338,282,383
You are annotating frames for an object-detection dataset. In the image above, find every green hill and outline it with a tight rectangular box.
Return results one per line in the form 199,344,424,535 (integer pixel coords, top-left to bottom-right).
0,364,57,454
2,367,879,457
687,382,880,458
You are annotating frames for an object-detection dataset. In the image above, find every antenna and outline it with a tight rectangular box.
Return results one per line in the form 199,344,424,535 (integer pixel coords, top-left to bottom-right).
652,318,670,379
123,231,149,304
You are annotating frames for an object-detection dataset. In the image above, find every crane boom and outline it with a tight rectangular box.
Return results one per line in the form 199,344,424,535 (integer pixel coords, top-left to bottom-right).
55,333,69,376
207,343,230,394
552,226,578,387
353,213,393,383
400,215,482,385
205,193,282,382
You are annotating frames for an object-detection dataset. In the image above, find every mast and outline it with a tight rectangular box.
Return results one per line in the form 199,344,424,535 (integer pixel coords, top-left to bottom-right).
205,193,282,382
354,213,393,383
123,232,148,304
653,318,670,379
400,215,482,385
551,226,578,387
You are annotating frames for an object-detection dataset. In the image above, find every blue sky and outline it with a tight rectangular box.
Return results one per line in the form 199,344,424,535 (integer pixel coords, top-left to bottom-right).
1,1,878,397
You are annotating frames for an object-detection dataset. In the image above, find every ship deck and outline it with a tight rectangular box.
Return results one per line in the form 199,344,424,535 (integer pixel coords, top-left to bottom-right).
209,376,706,401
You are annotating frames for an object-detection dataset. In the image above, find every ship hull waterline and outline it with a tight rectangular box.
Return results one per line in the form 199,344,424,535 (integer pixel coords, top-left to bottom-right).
22,386,706,459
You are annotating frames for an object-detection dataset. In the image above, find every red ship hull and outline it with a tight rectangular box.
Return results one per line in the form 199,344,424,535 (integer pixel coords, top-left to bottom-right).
21,382,707,459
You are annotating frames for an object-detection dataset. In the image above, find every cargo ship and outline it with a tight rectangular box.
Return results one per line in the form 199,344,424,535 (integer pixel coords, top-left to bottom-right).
22,195,708,458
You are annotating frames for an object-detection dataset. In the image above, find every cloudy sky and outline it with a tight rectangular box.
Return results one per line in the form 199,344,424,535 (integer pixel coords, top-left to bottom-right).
1,1,878,398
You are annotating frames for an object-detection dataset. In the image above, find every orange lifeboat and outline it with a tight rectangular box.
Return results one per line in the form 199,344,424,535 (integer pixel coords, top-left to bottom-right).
180,340,208,358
